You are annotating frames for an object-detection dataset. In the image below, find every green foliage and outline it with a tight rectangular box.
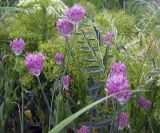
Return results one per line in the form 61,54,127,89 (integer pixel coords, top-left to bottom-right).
4,12,56,48
0,0,66,48
39,38,65,79
22,73,34,88
125,0,147,17
1,0,160,132
79,1,96,16
95,10,135,35
145,13,160,39
64,0,126,10
49,90,145,133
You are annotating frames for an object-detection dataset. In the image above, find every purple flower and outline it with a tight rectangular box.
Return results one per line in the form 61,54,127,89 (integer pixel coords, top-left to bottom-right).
25,52,46,76
118,112,128,129
56,17,74,38
138,96,146,107
145,100,152,108
10,38,25,55
63,75,70,90
77,125,89,133
110,62,127,77
106,74,131,104
65,4,85,25
138,96,152,109
54,52,64,65
103,32,113,47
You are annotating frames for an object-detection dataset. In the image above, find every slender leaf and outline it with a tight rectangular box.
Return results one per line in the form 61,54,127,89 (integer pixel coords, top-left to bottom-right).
85,66,100,71
49,90,147,133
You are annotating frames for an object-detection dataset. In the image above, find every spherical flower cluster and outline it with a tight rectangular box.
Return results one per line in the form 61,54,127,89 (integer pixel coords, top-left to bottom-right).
106,74,131,104
110,62,127,77
54,52,64,65
105,61,131,104
77,125,89,133
138,96,152,109
65,4,85,25
103,32,113,47
10,38,25,55
118,112,128,129
56,4,85,38
63,75,70,90
56,17,74,38
25,52,45,76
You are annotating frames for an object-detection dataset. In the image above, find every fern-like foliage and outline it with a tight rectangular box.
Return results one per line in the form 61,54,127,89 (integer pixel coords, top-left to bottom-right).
75,21,106,100
17,0,66,16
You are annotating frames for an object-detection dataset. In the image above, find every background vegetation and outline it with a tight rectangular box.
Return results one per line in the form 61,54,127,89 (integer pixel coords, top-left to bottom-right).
0,0,160,133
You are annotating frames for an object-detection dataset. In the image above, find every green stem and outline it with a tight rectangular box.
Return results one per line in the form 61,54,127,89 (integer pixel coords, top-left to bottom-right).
66,95,76,132
37,76,50,112
48,88,56,131
49,66,62,131
149,116,154,133
13,56,19,71
19,72,24,133
66,39,89,89
110,101,116,133
55,89,60,125
103,47,110,71
137,41,152,86
116,102,120,133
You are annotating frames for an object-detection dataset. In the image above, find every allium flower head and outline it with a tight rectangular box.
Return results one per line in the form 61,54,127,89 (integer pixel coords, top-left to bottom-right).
63,75,70,90
103,32,113,47
118,112,128,129
138,96,152,109
10,38,25,55
77,125,89,133
106,74,131,104
138,96,146,107
25,52,45,76
145,100,152,108
56,17,74,38
54,52,64,65
110,62,127,77
65,4,85,25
